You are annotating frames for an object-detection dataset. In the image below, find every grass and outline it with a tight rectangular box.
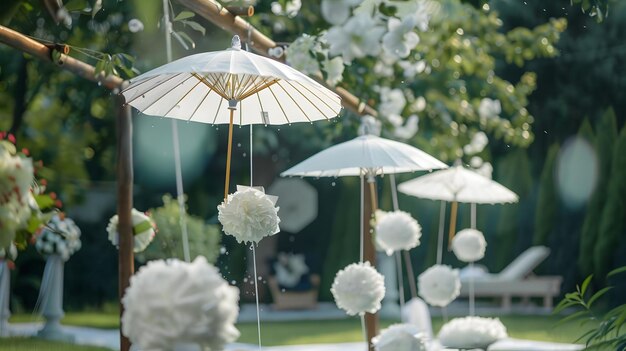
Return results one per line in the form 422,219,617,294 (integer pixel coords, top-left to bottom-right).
0,337,112,351
10,312,594,346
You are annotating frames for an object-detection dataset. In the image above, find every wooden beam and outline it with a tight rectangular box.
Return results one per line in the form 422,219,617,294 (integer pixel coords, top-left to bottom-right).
116,100,134,351
0,25,124,90
176,0,378,117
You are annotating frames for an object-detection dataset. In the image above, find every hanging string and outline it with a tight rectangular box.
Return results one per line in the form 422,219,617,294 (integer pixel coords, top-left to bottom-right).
389,174,405,310
251,244,262,351
469,262,475,316
436,201,446,265
162,0,191,262
390,174,417,299
471,203,476,229
360,314,368,349
360,173,365,263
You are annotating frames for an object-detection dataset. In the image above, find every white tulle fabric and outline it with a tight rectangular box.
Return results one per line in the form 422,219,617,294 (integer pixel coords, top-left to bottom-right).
35,215,81,261
331,261,385,316
452,228,487,263
372,323,428,351
122,257,240,351
218,186,280,244
418,264,460,307
107,208,156,253
438,316,508,349
375,210,421,256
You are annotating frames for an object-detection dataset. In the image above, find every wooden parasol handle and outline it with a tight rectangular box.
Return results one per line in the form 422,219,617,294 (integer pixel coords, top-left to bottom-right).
224,109,234,200
448,201,458,250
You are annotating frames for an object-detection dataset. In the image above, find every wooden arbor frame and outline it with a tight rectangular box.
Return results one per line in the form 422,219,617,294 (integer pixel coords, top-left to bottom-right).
0,1,383,350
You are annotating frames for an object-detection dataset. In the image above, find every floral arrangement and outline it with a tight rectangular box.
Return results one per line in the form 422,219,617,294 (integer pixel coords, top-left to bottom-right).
0,243,17,262
418,264,460,307
107,208,156,253
122,257,240,351
218,186,280,244
331,261,385,316
273,252,309,289
374,210,422,256
35,214,81,261
372,323,428,351
451,228,487,263
438,316,508,349
0,133,60,250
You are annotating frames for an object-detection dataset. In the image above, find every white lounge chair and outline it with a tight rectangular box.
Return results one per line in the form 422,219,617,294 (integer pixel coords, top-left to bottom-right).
459,246,562,310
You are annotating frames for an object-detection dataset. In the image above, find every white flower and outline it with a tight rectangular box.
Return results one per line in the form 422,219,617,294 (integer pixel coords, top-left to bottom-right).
286,34,321,75
382,17,420,59
452,228,487,263
128,19,144,33
398,60,427,79
331,261,385,316
0,147,34,246
36,215,81,261
394,114,419,140
218,186,280,244
372,324,428,351
398,0,430,32
418,264,460,307
374,51,398,76
325,14,386,63
438,316,508,350
463,131,488,155
358,115,382,136
375,210,421,256
470,156,483,168
274,253,309,288
122,257,240,351
0,243,18,261
476,162,493,179
323,56,345,86
107,209,156,253
478,98,501,119
379,87,407,117
321,0,362,25
271,0,302,17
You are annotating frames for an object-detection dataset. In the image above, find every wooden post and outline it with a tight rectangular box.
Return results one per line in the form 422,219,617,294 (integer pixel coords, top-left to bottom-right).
448,201,458,250
116,98,134,351
363,177,378,351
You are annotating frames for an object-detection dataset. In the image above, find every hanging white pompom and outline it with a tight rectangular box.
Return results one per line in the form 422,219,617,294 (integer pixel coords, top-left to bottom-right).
218,186,280,244
122,257,240,351
331,261,385,316
438,316,508,350
0,243,18,261
107,209,157,253
451,228,487,263
35,215,81,261
375,210,421,256
418,264,460,307
372,323,428,351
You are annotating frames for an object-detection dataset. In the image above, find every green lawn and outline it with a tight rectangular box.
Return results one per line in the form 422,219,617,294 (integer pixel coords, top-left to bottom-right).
0,338,111,351
10,313,592,346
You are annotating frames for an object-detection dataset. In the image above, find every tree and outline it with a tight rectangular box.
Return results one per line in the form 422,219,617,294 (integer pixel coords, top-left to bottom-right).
593,126,626,279
533,143,560,246
579,109,617,277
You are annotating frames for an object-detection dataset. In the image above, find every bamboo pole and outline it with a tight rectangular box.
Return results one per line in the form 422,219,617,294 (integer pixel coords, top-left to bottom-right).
224,108,235,199
448,201,458,250
363,176,378,351
0,25,123,90
175,0,378,117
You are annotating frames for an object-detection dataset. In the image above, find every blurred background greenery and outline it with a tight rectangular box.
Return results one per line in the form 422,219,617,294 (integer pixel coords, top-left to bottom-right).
1,0,625,314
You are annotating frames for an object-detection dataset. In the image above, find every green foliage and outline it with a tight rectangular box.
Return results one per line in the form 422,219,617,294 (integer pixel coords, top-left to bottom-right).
593,126,626,279
554,267,626,350
137,195,220,263
533,143,560,246
494,148,533,270
571,0,613,22
579,109,617,277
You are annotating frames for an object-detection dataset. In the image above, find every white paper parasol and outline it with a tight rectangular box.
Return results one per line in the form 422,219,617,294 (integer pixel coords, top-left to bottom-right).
121,35,342,198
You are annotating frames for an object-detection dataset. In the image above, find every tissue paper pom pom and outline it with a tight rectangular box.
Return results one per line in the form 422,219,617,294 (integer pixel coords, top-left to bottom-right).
35,215,81,261
331,262,385,316
452,228,486,263
0,243,17,261
372,324,428,351
375,210,421,256
122,257,240,351
107,209,156,253
418,264,460,307
438,316,508,349
218,187,280,244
